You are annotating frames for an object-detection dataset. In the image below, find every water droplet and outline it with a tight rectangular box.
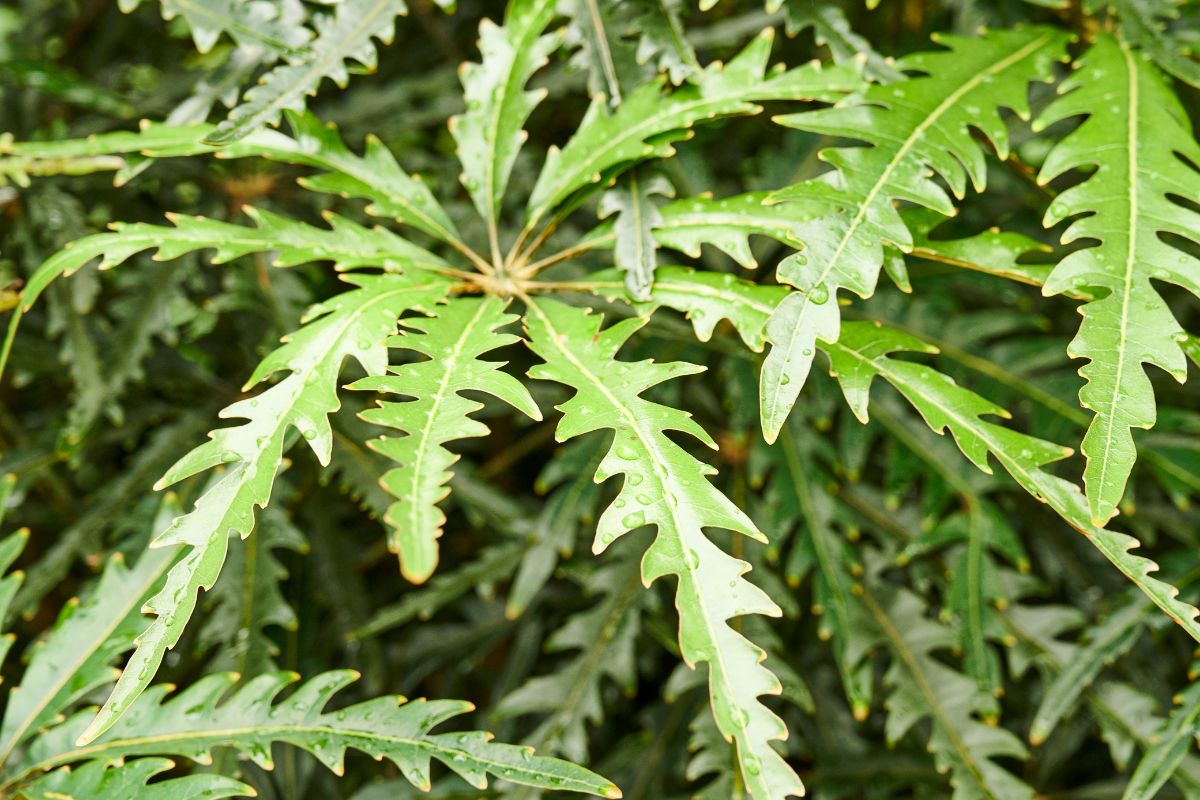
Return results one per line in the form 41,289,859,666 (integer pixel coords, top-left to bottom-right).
615,445,638,460
627,472,644,486
303,429,318,441
792,254,808,266
808,283,830,305
730,707,750,728
801,348,812,357
622,510,646,528
635,493,653,505
684,549,700,569
744,755,762,776
356,338,372,350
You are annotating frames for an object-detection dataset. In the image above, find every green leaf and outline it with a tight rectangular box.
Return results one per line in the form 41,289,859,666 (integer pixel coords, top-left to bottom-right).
822,321,1200,646
196,505,306,677
598,171,673,301
204,0,414,145
1097,0,1200,88
220,112,461,244
860,578,1033,799
450,0,561,248
760,27,1069,442
0,502,177,764
583,190,828,268
902,208,1057,291
1028,595,1150,745
1124,680,1200,800
523,298,800,800
1034,34,1200,524
18,757,249,800
0,122,213,188
772,0,904,82
158,0,312,57
80,273,450,744
525,30,859,231
350,296,541,583
496,554,644,761
17,671,620,797
15,207,453,317
587,265,786,351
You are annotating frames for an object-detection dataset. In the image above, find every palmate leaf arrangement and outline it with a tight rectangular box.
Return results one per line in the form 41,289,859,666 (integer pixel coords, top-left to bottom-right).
2,0,1200,797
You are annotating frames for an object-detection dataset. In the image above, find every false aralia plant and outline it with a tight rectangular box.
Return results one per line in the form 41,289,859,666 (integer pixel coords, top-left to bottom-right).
1,0,1200,798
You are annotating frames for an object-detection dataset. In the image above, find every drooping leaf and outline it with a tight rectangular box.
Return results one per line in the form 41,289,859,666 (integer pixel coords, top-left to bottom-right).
350,296,541,583
760,27,1069,441
822,321,1200,645
1034,33,1200,524
523,298,800,799
17,672,620,797
80,273,450,744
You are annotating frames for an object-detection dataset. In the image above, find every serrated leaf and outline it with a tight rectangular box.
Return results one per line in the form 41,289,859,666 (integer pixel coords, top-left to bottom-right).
584,190,828,268
598,171,673,301
17,672,619,797
205,0,412,145
496,554,644,761
0,502,177,764
79,273,450,744
159,0,312,57
823,321,1200,645
18,757,249,800
450,0,561,241
350,296,541,583
760,27,1069,442
524,298,800,800
1124,680,1200,799
860,578,1033,799
220,111,461,244
525,30,859,231
1034,34,1200,524
587,265,786,351
15,208,453,318
1028,594,1149,745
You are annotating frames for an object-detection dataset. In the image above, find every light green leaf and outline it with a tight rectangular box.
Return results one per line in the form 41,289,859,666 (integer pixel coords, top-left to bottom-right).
220,111,461,245
18,672,620,797
18,757,248,800
79,273,450,744
350,296,541,583
450,0,561,244
525,30,859,231
760,27,1069,442
1034,34,1200,524
524,298,800,800
587,265,786,351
